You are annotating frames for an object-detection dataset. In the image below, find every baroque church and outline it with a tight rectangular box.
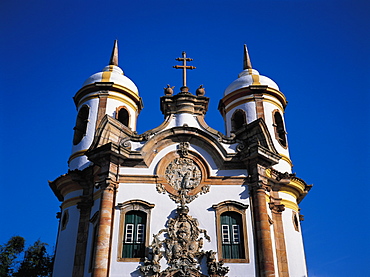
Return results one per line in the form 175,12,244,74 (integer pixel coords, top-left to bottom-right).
50,41,311,277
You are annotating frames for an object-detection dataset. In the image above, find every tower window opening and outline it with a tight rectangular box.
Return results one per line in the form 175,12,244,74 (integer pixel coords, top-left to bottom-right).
73,105,90,145
273,110,287,148
231,110,246,132
292,211,300,232
61,210,69,230
116,106,129,127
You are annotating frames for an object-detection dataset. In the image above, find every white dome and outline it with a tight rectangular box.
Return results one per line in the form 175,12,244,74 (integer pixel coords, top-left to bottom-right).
82,65,139,94
224,68,279,96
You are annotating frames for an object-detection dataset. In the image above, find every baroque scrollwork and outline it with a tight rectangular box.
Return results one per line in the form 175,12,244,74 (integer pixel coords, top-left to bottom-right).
140,205,229,277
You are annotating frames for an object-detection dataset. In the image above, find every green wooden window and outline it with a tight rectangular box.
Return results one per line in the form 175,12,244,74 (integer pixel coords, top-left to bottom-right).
122,211,146,258
221,212,245,259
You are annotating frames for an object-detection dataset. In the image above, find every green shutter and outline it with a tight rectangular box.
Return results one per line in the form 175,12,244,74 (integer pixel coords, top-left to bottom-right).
122,211,146,258
221,212,245,259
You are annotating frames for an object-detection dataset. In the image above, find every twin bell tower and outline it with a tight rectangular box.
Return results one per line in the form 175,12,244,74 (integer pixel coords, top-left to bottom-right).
50,41,311,277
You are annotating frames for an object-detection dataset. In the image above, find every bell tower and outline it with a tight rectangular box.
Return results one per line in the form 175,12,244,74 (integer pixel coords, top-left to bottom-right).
219,45,291,174
69,40,143,170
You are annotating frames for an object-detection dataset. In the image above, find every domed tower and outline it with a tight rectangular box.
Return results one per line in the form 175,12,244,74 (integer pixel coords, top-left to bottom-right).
219,45,291,173
69,40,143,170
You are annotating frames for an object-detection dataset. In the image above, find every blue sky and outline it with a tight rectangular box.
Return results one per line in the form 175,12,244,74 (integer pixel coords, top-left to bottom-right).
0,0,369,276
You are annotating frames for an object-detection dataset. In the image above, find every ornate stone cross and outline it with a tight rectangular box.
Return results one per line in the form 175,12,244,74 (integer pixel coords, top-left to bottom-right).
173,51,196,87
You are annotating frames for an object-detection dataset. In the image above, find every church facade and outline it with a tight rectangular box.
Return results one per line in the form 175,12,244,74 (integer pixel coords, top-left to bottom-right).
50,41,311,277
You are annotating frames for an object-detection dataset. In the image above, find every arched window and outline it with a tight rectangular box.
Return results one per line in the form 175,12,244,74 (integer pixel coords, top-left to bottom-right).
61,209,69,231
212,200,249,263
273,110,287,148
116,106,129,127
221,212,245,259
117,200,155,261
73,105,89,145
231,110,246,132
122,211,146,258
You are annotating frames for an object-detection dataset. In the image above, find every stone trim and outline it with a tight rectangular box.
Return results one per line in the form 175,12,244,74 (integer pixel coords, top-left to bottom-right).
117,200,155,262
212,200,249,263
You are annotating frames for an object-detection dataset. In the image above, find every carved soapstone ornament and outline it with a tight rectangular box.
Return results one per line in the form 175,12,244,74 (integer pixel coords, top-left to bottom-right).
142,154,229,276
140,204,229,277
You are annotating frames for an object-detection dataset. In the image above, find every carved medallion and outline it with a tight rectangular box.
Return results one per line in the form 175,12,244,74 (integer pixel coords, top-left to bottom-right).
160,157,206,204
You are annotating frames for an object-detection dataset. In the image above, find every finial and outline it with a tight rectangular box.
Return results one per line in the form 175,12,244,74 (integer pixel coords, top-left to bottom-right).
173,51,196,87
196,85,205,96
243,44,252,70
164,84,174,95
109,40,119,66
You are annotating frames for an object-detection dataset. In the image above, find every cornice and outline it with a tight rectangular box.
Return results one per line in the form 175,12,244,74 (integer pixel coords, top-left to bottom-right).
49,173,82,201
73,82,143,111
218,85,287,115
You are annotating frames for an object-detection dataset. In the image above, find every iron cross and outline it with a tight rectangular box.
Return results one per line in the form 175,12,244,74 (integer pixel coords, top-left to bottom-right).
173,51,196,87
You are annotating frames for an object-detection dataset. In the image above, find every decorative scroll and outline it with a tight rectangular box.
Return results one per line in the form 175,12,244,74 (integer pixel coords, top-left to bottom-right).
140,205,229,277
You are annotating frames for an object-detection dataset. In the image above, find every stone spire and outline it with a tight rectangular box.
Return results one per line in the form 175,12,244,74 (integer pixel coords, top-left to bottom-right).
109,40,119,66
243,44,252,70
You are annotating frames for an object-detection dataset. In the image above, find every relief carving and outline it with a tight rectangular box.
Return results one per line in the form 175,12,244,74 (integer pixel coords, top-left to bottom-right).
140,205,228,277
158,157,209,204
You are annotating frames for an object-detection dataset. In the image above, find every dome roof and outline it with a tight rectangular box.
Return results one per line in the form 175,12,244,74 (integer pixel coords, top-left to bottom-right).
82,64,139,94
224,44,280,96
224,68,279,96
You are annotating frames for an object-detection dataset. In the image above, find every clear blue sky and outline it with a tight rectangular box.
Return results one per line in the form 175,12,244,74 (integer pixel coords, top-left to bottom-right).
1,1,369,276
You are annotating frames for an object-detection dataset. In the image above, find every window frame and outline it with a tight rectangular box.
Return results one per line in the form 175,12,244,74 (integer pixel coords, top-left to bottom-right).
73,105,90,145
115,106,130,128
272,109,288,148
231,109,246,132
212,200,249,263
117,200,155,262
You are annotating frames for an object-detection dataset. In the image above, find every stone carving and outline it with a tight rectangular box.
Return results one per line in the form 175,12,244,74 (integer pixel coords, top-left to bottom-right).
164,84,174,95
162,157,205,204
140,205,229,277
178,142,189,157
206,251,229,277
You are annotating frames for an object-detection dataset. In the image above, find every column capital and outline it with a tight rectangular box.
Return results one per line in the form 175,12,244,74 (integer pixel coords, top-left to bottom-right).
96,178,118,192
269,202,285,214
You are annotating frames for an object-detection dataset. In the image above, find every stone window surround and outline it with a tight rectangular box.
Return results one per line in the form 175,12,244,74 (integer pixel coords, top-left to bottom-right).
272,109,288,149
117,199,155,262
212,200,250,263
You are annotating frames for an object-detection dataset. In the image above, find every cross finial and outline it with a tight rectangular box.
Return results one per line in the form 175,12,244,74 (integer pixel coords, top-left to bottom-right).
173,51,196,87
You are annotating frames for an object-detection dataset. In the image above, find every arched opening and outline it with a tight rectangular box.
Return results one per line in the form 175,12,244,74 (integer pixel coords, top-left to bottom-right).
231,110,246,132
73,105,89,145
117,107,129,127
273,110,287,147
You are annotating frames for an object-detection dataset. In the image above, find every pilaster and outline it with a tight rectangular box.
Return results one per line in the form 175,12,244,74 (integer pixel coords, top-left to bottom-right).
92,178,118,277
269,200,289,277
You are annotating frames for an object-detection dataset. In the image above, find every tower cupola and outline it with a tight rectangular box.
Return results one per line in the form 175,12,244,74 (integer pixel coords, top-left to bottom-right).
219,45,291,173
69,40,143,170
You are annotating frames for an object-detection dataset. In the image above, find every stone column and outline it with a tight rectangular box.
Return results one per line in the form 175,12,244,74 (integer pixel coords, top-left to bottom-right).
92,179,117,277
251,182,275,277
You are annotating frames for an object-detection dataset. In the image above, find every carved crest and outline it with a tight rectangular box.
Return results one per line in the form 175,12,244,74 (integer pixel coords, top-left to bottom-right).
140,205,229,277
159,157,208,204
